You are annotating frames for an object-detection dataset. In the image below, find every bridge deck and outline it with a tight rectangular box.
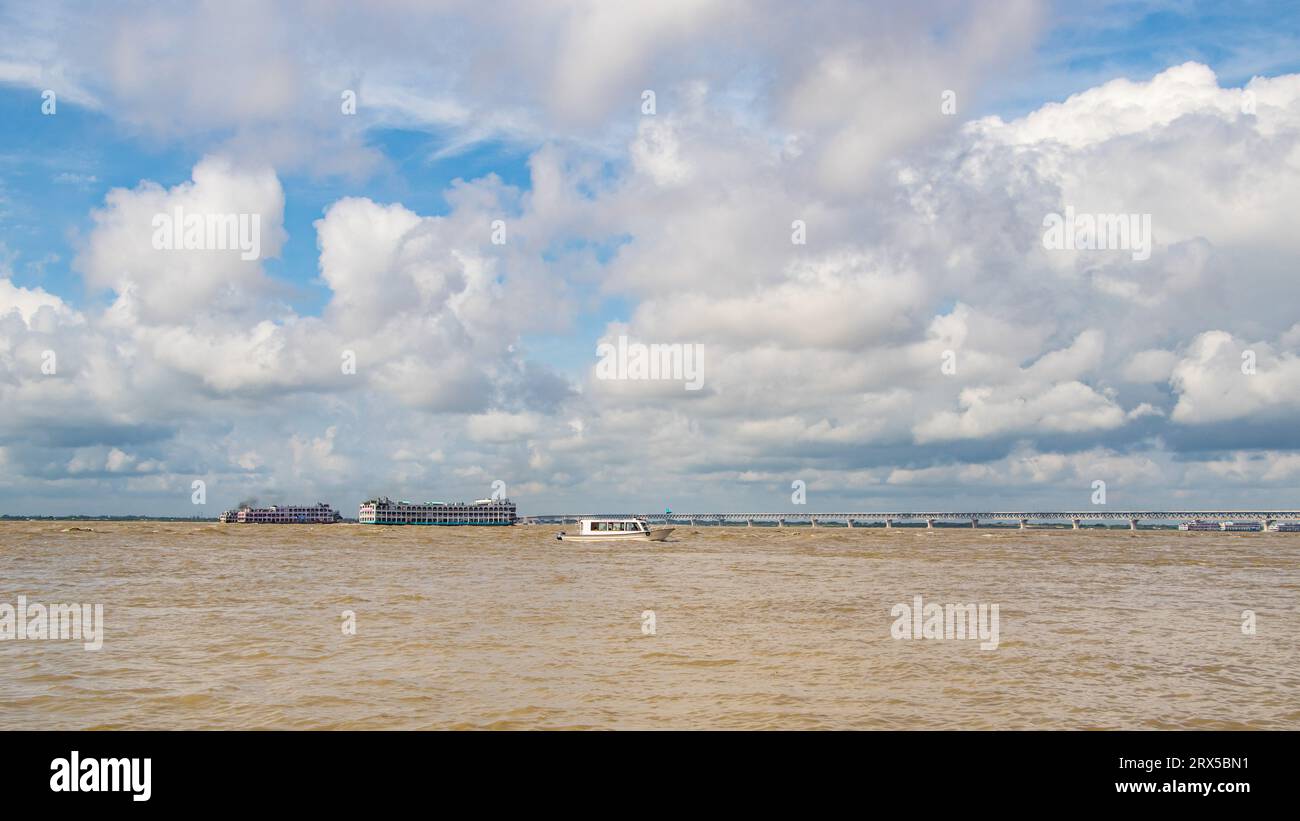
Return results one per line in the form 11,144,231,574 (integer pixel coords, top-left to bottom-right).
522,511,1300,524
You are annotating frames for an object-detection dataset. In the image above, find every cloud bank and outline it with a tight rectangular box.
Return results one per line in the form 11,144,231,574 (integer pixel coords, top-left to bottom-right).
2,4,1300,514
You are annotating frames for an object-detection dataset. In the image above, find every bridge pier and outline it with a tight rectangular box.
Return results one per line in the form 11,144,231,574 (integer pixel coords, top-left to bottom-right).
777,518,785,528
1129,519,1138,531
926,519,935,529
1072,518,1080,530
1020,519,1029,530
846,519,854,528
971,518,978,528
746,519,753,527
884,519,893,529
810,517,816,528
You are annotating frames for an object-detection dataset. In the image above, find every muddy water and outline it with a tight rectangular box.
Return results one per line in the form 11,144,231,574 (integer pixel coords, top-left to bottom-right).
1,522,1296,729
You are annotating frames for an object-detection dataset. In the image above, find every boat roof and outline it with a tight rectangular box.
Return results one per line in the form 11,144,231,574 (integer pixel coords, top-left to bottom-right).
580,517,644,523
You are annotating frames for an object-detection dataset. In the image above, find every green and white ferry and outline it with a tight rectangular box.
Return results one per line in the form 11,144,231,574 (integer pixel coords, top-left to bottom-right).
358,497,517,526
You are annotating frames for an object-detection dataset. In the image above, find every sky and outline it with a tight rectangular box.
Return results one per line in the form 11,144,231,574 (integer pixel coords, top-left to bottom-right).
2,0,1300,516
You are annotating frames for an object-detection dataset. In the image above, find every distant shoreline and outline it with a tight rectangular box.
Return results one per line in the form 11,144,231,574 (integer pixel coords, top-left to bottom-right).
0,515,362,523
1,515,218,522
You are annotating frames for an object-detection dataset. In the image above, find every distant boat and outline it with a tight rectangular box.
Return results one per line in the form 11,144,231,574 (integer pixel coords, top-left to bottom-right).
555,518,674,542
358,497,516,526
219,503,342,524
1220,521,1262,532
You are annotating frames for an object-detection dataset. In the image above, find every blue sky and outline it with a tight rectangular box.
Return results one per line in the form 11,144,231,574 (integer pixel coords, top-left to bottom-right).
1,1,1293,333
5,0,1293,342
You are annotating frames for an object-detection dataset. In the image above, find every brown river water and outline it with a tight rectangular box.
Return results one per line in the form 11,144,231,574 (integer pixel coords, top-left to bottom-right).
1,522,1297,729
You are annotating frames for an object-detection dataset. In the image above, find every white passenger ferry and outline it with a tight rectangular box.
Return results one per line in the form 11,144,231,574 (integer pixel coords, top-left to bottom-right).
358,497,516,526
555,518,674,542
219,503,342,524
1219,521,1262,532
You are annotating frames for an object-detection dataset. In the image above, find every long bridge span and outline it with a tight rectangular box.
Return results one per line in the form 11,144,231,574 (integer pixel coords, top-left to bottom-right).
520,511,1300,530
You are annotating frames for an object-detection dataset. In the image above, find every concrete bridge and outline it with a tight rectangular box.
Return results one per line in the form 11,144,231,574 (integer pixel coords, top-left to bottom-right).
519,511,1300,530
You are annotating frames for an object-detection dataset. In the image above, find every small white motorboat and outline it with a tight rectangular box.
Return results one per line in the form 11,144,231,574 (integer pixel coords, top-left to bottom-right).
555,517,674,542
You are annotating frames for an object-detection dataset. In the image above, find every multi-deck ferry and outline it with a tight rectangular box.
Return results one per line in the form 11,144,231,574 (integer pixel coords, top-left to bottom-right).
1178,520,1221,531
1219,521,1263,532
218,503,342,524
358,497,516,526
1269,522,1300,532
